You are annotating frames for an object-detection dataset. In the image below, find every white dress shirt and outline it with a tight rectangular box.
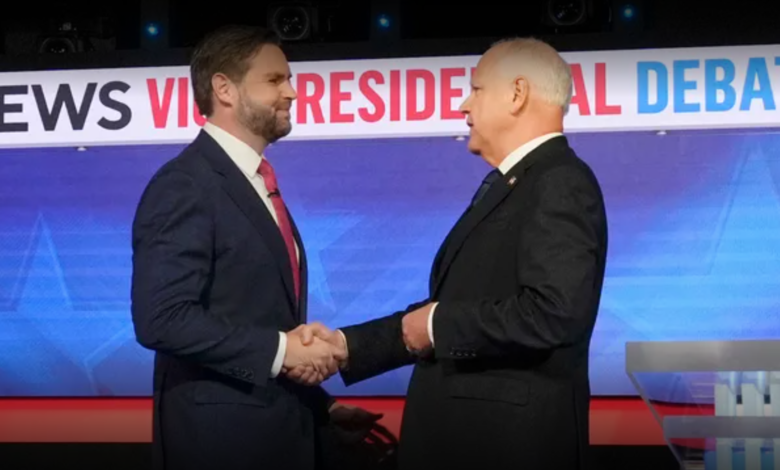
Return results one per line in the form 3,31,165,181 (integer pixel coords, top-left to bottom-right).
426,132,563,346
203,122,298,378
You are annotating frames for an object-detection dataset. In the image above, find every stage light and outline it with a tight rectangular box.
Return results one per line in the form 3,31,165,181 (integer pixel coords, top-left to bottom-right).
144,23,160,37
542,0,614,32
610,0,643,32
37,21,80,54
140,0,168,49
546,0,587,26
370,0,399,42
269,4,312,41
39,37,76,53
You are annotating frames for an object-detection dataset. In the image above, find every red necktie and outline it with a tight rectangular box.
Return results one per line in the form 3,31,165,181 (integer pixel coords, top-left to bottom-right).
258,159,300,303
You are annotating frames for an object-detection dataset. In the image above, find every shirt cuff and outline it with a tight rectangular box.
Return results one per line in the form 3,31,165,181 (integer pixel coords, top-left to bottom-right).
270,331,287,378
336,329,349,369
428,303,438,347
337,329,348,353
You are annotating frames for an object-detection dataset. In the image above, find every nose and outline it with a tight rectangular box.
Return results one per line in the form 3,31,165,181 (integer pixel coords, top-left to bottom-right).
283,79,297,100
458,96,470,115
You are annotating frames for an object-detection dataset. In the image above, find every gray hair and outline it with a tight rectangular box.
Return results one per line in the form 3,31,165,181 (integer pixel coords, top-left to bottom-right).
491,37,573,114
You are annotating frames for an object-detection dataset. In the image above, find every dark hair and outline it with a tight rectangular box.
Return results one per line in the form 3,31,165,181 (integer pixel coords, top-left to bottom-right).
190,25,281,116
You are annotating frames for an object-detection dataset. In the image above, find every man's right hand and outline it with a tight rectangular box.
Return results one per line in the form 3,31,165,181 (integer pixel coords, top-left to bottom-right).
283,323,348,385
300,322,347,354
282,324,346,386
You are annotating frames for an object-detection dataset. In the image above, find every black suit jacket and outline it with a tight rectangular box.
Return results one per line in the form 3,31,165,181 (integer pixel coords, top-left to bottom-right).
339,136,608,470
131,130,331,470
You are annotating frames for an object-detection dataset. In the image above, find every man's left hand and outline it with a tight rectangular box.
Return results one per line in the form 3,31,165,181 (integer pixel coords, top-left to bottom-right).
402,303,433,354
328,402,383,444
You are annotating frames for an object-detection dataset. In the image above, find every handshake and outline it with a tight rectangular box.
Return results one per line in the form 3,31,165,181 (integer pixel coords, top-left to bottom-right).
281,322,347,386
279,303,436,386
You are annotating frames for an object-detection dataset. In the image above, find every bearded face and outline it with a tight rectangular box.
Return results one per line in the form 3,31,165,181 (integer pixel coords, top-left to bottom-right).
226,43,296,145
236,86,292,144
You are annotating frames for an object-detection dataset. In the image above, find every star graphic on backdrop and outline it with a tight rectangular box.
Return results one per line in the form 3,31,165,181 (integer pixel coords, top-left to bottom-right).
294,209,363,314
604,141,780,341
5,207,363,393
11,215,131,394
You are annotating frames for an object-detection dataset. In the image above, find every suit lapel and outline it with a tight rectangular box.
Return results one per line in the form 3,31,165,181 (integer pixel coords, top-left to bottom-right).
429,205,470,294
432,175,516,296
195,131,298,310
431,136,568,296
288,210,307,323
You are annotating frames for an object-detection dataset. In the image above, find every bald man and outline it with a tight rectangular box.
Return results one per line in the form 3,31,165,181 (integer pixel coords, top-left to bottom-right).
294,38,608,470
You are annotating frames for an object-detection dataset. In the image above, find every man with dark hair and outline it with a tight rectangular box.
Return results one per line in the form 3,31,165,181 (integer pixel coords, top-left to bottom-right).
131,24,378,470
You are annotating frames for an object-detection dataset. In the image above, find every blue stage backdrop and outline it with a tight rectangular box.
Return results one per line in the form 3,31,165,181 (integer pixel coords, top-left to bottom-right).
1,129,780,396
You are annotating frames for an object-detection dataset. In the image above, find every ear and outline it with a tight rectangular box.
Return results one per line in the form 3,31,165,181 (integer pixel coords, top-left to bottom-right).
211,72,237,108
510,76,529,114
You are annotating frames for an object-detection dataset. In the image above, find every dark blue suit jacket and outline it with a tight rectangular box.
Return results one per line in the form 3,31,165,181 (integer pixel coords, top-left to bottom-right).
131,130,331,470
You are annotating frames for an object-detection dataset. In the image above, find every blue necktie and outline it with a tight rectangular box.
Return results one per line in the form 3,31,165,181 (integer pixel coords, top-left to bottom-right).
470,169,502,207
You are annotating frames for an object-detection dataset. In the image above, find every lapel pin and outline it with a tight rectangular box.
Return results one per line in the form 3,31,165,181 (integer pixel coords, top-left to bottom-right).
508,176,517,186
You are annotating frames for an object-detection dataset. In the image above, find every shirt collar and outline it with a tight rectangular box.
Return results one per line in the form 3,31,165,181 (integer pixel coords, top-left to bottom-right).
497,132,563,175
203,121,265,178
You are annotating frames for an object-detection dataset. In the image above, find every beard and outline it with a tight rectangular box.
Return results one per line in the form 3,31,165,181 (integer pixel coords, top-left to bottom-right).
236,92,292,144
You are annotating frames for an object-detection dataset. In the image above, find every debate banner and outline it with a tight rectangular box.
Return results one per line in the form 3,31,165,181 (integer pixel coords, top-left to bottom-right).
1,43,779,148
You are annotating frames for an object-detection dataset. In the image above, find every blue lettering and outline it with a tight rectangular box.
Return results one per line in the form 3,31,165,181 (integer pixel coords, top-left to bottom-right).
704,59,736,111
674,60,700,112
637,61,668,113
741,57,776,110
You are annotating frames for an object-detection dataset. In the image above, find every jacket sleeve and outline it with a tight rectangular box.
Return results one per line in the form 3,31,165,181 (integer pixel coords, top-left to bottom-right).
337,299,428,385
